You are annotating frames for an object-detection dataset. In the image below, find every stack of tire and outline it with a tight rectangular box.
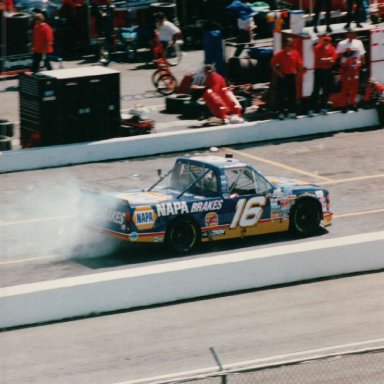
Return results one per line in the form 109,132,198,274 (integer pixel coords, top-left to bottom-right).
165,94,210,119
150,2,177,22
0,119,14,151
165,93,248,119
3,13,32,56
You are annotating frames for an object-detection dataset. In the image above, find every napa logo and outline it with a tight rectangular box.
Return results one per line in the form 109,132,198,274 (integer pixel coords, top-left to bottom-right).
133,206,157,230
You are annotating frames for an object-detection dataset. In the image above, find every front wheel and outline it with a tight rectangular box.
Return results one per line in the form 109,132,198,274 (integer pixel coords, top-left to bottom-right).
290,199,321,236
165,218,200,254
156,74,178,96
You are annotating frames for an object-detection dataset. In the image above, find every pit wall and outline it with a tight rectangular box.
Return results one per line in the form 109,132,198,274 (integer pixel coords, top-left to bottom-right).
0,109,379,173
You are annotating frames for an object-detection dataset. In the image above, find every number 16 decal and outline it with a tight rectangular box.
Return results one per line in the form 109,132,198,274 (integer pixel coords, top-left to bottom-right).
230,196,267,229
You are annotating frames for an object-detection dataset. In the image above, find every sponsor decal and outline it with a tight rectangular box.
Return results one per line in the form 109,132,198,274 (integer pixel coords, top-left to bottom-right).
106,209,125,225
133,206,157,230
156,200,224,217
280,200,291,208
191,200,223,212
203,229,226,239
129,232,138,241
271,198,280,209
157,201,189,216
205,212,219,227
271,209,281,219
315,190,324,198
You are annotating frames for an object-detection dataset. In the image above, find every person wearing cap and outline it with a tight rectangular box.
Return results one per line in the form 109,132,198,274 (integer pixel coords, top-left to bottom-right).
271,38,303,120
308,35,337,116
312,0,332,33
31,13,54,73
234,8,256,57
336,31,366,112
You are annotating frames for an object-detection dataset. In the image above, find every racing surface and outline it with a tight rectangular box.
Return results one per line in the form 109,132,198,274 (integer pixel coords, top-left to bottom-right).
1,127,384,286
1,126,384,383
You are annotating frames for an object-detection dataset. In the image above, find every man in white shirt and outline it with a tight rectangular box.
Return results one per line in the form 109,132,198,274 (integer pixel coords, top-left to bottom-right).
155,12,181,50
336,31,366,111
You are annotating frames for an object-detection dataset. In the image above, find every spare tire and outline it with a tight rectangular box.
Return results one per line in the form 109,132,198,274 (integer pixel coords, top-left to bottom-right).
0,120,14,137
150,2,177,21
182,100,210,119
0,135,12,151
165,94,191,114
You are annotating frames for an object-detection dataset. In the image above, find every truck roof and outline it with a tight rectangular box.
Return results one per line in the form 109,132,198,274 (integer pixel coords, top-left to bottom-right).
178,155,247,170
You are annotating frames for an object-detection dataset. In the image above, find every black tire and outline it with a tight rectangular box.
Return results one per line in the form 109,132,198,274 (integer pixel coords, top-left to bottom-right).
290,199,321,236
165,217,200,254
182,100,210,119
235,95,248,113
155,73,177,96
150,2,177,22
165,94,191,113
0,135,12,151
0,120,14,137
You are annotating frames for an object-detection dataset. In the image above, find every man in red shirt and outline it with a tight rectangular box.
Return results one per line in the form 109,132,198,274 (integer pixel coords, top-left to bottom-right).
31,13,54,73
308,35,337,116
271,38,303,119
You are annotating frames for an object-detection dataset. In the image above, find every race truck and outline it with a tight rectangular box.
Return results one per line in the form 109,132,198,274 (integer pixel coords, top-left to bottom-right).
86,154,333,253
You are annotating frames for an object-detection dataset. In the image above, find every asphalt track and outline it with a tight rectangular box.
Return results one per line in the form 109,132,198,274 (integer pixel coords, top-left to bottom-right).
1,50,384,384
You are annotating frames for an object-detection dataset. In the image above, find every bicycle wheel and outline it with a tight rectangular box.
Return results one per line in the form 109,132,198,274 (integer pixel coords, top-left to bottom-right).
156,74,178,96
166,40,183,66
151,68,169,87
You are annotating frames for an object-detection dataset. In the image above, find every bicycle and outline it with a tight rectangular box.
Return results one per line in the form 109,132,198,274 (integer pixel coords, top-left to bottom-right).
150,31,183,95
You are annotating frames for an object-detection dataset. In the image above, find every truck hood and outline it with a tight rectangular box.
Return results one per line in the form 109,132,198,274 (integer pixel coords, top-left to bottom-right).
114,190,176,205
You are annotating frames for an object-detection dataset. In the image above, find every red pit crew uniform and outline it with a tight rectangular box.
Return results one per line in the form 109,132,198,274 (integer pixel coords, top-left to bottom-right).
202,71,242,121
310,38,337,112
271,46,303,116
336,38,366,109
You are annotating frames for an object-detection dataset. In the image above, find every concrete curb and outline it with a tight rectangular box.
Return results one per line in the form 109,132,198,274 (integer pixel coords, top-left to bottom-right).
1,231,384,329
0,109,379,173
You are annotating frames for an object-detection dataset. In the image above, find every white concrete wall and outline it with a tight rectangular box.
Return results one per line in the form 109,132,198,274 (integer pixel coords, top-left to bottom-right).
0,109,380,173
1,231,383,329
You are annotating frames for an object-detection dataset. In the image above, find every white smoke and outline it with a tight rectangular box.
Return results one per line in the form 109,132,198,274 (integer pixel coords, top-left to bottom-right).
0,174,121,261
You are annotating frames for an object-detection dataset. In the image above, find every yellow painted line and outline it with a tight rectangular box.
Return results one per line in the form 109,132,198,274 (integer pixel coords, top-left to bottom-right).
222,147,335,182
0,215,75,227
0,255,55,266
334,207,384,219
320,173,384,185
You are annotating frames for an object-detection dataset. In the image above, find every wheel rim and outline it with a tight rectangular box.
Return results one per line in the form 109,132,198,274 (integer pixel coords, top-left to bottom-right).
169,220,197,252
156,75,177,95
294,201,320,234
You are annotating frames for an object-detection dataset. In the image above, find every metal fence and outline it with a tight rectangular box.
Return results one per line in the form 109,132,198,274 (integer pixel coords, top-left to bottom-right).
147,348,384,384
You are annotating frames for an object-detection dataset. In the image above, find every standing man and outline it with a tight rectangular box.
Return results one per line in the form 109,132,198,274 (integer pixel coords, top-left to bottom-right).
312,0,333,33
155,12,181,53
336,31,366,111
234,9,255,57
308,35,337,116
345,0,364,29
31,13,54,73
271,38,303,120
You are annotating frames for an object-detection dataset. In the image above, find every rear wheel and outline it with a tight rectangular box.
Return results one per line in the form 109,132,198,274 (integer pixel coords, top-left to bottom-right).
290,199,321,236
165,217,200,254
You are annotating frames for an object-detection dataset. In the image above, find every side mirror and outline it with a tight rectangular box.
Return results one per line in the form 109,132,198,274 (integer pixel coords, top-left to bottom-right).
157,169,162,177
